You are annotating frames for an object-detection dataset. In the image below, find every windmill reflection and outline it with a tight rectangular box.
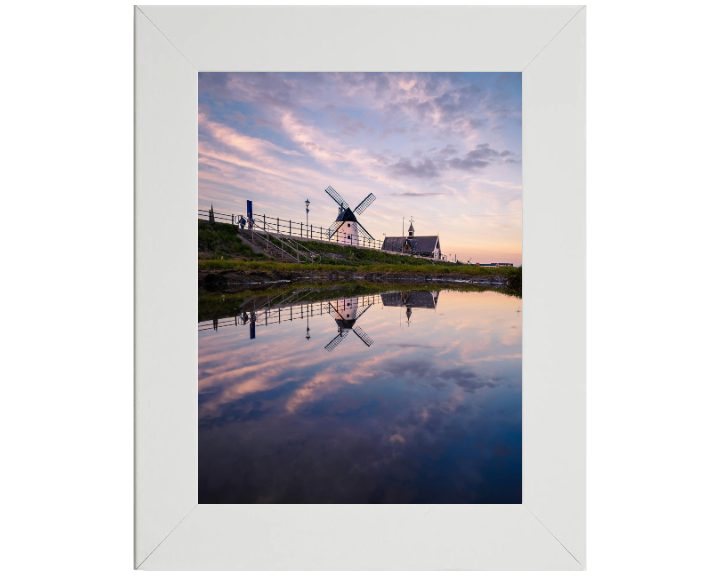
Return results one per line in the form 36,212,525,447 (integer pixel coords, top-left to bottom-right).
324,298,374,352
198,288,440,344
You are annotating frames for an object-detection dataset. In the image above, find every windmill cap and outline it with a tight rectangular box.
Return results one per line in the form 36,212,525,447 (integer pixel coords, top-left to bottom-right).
335,207,358,223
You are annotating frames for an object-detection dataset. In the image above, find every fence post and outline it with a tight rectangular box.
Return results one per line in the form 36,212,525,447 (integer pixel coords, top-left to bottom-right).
232,214,234,225
300,222,303,238
264,214,266,230
290,221,292,236
277,217,279,233
311,224,313,240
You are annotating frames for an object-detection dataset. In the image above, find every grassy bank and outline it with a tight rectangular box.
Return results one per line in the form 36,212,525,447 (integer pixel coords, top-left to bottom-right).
198,220,268,261
238,228,454,266
197,220,521,290
199,258,521,292
198,257,519,279
199,219,496,268
287,238,447,266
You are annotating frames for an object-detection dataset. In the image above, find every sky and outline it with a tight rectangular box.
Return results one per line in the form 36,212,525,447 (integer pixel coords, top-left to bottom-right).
199,72,522,264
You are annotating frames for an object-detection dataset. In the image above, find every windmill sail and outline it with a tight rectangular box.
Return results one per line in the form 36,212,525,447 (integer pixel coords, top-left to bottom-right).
355,221,375,241
353,193,376,215
324,185,376,246
324,330,348,352
325,186,349,210
353,301,374,320
352,326,373,347
326,220,343,240
325,299,375,351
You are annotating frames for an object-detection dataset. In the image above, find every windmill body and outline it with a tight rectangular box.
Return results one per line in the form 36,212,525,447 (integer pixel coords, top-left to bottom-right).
334,208,360,245
330,297,360,325
324,296,375,352
324,186,376,246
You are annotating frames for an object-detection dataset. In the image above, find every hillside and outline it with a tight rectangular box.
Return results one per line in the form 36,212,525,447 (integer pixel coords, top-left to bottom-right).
279,238,449,267
198,220,268,261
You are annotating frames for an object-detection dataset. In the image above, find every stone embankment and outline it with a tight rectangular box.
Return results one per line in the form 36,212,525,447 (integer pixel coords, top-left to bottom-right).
199,268,514,293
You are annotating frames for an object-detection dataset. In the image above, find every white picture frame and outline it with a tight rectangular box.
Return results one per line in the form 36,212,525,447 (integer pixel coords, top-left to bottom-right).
135,5,586,570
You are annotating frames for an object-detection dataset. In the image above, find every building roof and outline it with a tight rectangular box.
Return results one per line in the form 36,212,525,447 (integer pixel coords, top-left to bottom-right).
381,236,408,251
408,235,439,254
382,235,439,254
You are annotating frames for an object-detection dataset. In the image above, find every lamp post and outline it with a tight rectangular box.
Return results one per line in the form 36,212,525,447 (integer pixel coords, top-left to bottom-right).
305,199,310,233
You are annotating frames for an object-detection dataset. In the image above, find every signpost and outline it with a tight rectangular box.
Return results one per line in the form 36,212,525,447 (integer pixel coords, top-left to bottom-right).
247,199,253,241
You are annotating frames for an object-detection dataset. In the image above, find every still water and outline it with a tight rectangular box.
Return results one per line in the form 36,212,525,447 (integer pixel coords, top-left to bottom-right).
199,285,521,504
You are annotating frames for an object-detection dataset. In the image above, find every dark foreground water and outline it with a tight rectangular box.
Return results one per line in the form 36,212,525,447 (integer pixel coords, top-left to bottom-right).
198,285,521,504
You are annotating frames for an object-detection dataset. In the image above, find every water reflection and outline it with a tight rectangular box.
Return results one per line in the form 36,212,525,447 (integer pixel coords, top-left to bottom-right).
199,285,521,504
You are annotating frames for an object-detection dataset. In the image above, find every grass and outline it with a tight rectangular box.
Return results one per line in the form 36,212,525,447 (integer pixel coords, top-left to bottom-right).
198,219,268,261
198,257,519,278
255,234,440,266
198,280,520,321
294,239,445,266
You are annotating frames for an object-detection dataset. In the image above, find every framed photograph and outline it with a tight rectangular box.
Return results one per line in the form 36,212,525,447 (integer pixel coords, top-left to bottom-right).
135,5,585,570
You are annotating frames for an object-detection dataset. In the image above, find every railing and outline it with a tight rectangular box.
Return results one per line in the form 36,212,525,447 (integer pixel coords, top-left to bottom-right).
247,218,320,264
199,208,385,251
199,293,386,333
198,300,328,332
277,235,320,264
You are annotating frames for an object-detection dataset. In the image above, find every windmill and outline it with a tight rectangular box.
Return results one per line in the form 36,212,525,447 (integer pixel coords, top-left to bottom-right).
324,297,375,352
324,186,376,245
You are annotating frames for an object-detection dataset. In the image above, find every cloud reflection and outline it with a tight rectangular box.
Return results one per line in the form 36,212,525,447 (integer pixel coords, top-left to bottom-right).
199,289,521,503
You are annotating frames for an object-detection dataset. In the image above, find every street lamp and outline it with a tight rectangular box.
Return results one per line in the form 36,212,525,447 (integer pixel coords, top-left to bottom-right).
305,199,310,230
